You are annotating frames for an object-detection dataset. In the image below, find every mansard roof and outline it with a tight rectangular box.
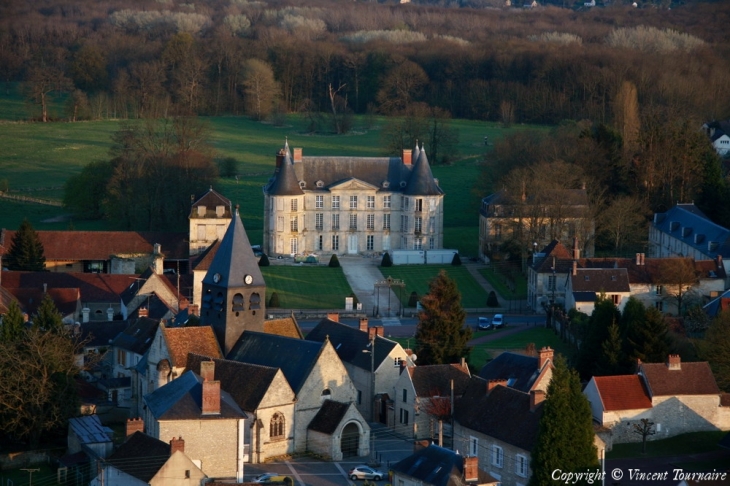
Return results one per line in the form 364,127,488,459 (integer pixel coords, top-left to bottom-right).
651,203,730,258
189,187,232,219
202,209,264,289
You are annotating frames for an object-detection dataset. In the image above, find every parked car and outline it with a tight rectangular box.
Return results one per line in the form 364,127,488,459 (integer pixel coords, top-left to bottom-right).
492,314,505,328
348,465,386,480
252,473,291,483
477,317,493,330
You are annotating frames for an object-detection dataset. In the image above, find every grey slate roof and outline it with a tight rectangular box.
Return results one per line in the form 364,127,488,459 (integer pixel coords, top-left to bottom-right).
478,352,541,393
570,268,630,292
403,147,443,196
226,331,324,394
202,209,264,289
186,353,281,412
305,318,397,372
455,377,543,451
409,364,471,397
110,317,159,356
652,203,730,258
266,147,304,196
391,444,463,486
308,400,350,434
144,370,246,421
120,267,155,306
79,321,129,348
107,431,170,483
69,415,112,445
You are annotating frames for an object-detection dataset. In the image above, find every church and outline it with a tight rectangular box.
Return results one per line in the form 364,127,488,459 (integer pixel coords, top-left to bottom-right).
262,141,445,257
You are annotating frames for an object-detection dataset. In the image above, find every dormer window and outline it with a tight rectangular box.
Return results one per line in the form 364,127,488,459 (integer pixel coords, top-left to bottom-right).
215,205,225,217
197,206,206,217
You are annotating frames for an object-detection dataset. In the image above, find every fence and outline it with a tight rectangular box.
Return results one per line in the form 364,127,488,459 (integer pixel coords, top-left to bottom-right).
0,192,62,207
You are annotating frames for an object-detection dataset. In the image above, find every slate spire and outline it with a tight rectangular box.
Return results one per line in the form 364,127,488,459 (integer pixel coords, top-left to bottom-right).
266,141,303,196
404,144,443,196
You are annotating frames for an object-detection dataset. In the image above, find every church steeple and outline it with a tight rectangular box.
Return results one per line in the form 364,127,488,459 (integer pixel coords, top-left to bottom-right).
201,206,265,355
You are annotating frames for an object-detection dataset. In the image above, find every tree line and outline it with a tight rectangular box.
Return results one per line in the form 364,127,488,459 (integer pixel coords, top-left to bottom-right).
2,0,729,128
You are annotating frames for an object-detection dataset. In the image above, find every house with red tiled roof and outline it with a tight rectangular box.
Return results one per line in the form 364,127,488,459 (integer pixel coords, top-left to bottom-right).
584,356,730,449
393,361,471,443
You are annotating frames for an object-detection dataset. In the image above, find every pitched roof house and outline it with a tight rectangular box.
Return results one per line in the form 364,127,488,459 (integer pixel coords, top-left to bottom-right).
454,377,546,485
143,363,247,480
92,431,206,486
306,315,411,422
565,264,631,313
393,361,471,443
391,443,499,486
478,347,554,394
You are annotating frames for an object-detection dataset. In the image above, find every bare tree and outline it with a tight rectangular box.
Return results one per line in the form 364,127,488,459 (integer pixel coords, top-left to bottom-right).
632,418,656,454
24,65,73,122
613,80,640,153
376,60,428,115
421,390,452,447
598,195,647,252
657,258,700,316
241,58,280,120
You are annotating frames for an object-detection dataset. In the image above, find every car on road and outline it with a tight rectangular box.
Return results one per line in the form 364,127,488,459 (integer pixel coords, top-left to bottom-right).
477,317,493,330
492,314,505,328
348,465,386,480
252,473,293,483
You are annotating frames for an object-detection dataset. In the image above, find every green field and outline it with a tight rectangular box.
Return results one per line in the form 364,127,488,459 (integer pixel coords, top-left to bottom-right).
376,265,489,309
261,265,354,309
606,431,727,459
0,83,548,257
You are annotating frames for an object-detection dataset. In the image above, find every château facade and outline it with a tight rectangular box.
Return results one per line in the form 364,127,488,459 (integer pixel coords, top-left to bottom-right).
262,142,444,257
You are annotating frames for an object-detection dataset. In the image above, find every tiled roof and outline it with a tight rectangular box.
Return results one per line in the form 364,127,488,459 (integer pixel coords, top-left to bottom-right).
531,240,574,273
1,271,137,303
478,352,541,393
391,444,463,486
185,354,283,412
264,316,303,339
0,229,189,261
593,375,652,411
144,370,246,421
191,239,220,271
110,317,159,356
306,318,397,371
640,361,720,396
226,331,324,394
107,431,170,482
308,400,350,434
570,268,630,292
162,325,222,368
454,377,542,451
9,287,79,317
409,363,471,397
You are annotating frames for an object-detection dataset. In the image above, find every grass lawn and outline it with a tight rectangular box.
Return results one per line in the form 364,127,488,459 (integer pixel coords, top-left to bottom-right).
479,266,528,300
0,464,59,486
261,265,354,309
376,265,488,309
606,431,728,459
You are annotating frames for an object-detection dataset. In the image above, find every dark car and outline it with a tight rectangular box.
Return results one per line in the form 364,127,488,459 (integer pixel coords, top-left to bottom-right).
477,317,493,330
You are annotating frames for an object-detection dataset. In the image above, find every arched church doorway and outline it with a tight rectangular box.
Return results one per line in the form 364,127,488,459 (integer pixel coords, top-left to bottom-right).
341,423,360,458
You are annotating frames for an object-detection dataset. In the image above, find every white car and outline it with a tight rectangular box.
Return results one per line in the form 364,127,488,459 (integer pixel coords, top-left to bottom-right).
492,314,504,328
348,465,386,480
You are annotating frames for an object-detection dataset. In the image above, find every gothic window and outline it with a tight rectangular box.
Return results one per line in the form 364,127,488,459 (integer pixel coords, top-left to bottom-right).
270,412,285,438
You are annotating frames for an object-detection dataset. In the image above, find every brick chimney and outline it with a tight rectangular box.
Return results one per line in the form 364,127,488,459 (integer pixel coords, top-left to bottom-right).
530,389,546,411
275,147,286,169
368,326,384,339
487,379,507,394
200,360,215,382
640,253,645,265
327,312,339,322
572,237,580,260
572,260,578,276
126,417,144,437
293,147,303,163
189,304,199,316
202,379,221,415
138,308,149,318
153,243,163,275
402,149,413,166
667,354,681,370
463,456,478,482
170,437,185,454
359,317,369,332
538,346,554,370
636,253,641,265
413,439,430,452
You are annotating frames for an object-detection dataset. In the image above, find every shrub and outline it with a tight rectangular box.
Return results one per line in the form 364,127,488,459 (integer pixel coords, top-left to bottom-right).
408,291,419,307
487,291,499,308
269,292,280,308
381,252,392,267
328,254,340,268
451,253,461,266
258,253,270,267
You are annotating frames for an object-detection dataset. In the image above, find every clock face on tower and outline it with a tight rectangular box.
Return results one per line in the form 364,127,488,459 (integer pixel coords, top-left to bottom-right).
244,274,253,285
213,273,221,283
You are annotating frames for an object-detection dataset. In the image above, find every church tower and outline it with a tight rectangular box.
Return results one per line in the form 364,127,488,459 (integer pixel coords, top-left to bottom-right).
201,206,265,355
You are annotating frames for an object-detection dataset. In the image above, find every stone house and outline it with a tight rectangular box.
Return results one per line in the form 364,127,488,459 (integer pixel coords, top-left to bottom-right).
226,331,370,459
305,315,412,423
584,356,730,448
109,317,159,408
527,240,576,313
392,361,471,442
391,443,499,486
478,188,594,263
478,347,554,394
92,429,206,486
143,362,247,480
649,203,730,273
185,354,296,464
120,267,188,321
453,377,545,486
262,141,444,257
188,187,232,257
564,264,631,314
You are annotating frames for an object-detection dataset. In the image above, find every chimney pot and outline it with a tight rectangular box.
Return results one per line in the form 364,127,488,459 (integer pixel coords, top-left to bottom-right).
359,318,368,332
538,346,553,370
126,417,144,437
170,436,185,454
667,354,681,370
200,360,215,382
572,260,578,276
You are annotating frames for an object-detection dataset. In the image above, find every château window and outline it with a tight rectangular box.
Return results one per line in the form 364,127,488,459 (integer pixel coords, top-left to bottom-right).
270,412,285,438
332,213,340,230
383,214,391,230
332,235,339,251
290,199,298,212
332,196,340,209
367,196,375,209
492,445,503,468
349,214,357,230
367,214,375,230
383,195,391,208
315,213,323,231
350,195,358,209
315,195,323,209
415,198,423,212
367,235,374,251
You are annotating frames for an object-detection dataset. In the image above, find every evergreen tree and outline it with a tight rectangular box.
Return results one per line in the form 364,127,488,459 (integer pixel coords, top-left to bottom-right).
451,253,461,266
258,253,270,267
627,306,669,363
269,292,280,308
530,356,599,485
597,320,627,375
414,270,471,365
32,294,64,334
576,297,620,379
5,219,46,271
328,254,340,268
381,252,392,267
699,311,730,391
1,300,25,342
